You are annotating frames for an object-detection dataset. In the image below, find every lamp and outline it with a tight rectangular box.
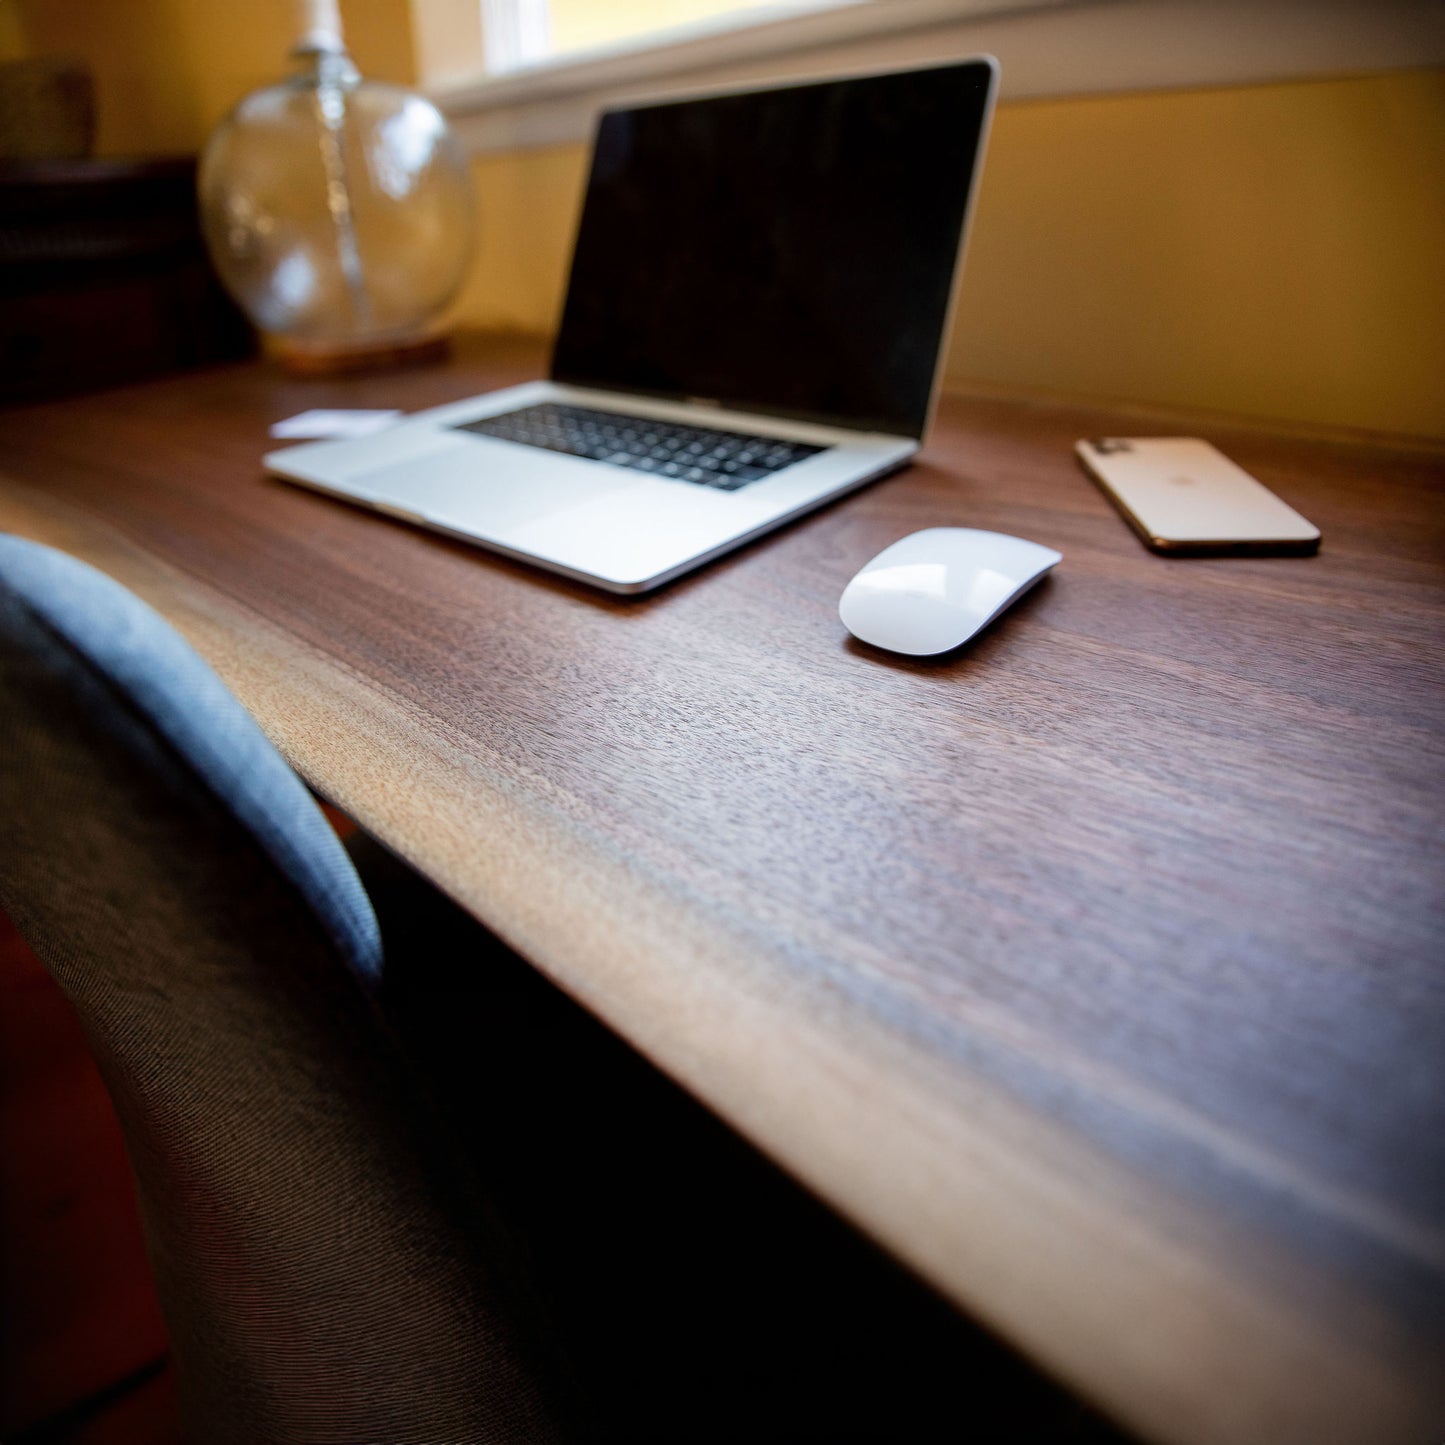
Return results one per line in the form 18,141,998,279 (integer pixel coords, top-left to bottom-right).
199,0,474,372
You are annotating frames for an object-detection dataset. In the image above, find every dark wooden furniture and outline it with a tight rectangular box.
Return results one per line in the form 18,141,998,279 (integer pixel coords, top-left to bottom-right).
0,158,254,402
0,337,1440,1445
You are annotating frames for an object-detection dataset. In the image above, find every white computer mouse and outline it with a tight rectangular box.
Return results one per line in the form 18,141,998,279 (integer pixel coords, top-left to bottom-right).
838,527,1062,656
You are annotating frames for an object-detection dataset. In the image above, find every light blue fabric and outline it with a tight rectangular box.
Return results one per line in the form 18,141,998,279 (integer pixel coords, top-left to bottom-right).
0,532,380,979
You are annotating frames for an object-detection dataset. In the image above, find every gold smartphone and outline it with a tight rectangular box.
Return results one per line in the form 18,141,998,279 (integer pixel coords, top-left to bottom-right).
1076,437,1321,556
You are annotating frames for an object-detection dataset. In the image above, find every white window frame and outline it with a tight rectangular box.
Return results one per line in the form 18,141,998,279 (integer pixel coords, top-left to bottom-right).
431,0,1445,155
480,0,552,74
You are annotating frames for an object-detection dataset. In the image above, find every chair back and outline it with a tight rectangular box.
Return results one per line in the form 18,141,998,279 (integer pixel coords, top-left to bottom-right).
0,534,561,1443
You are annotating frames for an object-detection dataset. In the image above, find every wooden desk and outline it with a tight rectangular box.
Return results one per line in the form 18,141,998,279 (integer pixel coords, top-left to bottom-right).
1,338,1441,1445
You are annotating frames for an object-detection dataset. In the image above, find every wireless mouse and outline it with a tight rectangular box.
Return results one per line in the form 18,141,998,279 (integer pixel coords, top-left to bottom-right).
838,527,1061,656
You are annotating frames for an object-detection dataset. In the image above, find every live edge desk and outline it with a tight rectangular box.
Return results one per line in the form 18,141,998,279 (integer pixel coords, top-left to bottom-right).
2,337,1441,1445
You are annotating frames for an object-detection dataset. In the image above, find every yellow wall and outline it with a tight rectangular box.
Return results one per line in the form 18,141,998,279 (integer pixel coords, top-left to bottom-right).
9,0,415,155
949,71,1445,440
0,4,29,59
457,70,1445,441
6,0,1442,439
452,144,591,337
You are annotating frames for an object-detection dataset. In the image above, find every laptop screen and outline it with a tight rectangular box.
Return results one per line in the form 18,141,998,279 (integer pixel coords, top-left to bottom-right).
550,60,995,440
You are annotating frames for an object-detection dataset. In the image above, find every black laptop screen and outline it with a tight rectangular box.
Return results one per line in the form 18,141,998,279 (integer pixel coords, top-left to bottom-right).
549,61,994,440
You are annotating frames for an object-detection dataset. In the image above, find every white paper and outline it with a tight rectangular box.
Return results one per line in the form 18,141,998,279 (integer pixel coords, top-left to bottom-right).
269,409,403,440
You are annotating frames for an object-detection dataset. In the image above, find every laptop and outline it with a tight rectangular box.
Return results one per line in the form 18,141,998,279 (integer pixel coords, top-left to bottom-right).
266,57,999,594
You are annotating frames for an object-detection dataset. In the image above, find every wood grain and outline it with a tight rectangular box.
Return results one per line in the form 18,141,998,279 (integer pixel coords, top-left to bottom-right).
1,339,1441,1445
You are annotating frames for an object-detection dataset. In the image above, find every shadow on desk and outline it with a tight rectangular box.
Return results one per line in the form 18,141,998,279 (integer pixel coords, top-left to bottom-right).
359,831,1133,1444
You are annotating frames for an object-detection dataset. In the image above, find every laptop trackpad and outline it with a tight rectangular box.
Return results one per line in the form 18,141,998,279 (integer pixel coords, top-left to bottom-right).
358,436,613,533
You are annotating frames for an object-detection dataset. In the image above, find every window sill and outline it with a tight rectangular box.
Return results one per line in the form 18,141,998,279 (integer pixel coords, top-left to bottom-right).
430,0,1444,154
430,0,1067,149
436,0,1058,107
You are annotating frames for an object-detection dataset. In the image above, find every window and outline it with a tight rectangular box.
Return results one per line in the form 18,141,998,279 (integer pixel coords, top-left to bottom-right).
481,0,854,75
436,0,1436,163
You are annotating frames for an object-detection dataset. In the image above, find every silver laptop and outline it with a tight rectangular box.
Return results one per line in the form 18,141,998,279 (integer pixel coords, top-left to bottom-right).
266,57,999,594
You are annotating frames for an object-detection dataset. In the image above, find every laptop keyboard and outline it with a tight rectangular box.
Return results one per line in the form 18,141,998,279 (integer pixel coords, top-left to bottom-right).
454,403,825,491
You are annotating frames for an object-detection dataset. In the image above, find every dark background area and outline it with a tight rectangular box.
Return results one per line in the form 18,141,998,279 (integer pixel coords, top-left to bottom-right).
552,61,992,438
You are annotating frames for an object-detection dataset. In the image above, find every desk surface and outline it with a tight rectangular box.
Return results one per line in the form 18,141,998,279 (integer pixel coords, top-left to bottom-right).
1,338,1441,1445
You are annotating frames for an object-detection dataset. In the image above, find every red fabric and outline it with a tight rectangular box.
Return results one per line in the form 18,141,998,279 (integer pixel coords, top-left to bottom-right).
0,799,358,1438
0,906,171,1435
